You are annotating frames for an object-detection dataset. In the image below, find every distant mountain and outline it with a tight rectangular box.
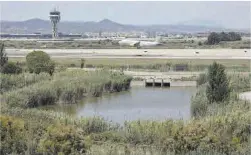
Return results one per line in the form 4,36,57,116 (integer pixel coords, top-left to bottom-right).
177,20,223,28
0,18,245,34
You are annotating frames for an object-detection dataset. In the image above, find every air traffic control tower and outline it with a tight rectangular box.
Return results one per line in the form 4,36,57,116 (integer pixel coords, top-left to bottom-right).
49,8,60,39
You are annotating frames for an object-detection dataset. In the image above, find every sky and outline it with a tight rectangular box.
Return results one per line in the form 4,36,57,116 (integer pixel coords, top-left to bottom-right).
0,1,250,29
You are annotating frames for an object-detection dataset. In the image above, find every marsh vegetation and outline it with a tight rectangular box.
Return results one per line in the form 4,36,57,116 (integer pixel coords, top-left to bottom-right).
0,46,250,154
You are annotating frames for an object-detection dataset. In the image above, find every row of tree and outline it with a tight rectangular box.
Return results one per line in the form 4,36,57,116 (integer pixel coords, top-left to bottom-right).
207,32,242,45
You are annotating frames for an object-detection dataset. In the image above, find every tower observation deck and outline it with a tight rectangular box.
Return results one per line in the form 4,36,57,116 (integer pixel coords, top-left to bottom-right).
49,8,61,39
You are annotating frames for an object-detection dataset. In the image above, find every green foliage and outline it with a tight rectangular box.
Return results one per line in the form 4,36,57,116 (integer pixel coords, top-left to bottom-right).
26,50,55,75
196,73,207,86
120,111,251,154
207,32,242,45
229,73,251,92
191,86,209,118
38,124,91,155
47,60,55,76
207,32,221,45
0,72,51,94
0,116,27,154
0,43,8,72
5,82,57,108
4,70,132,108
206,62,230,103
2,62,22,74
191,73,250,118
1,60,249,155
220,32,242,41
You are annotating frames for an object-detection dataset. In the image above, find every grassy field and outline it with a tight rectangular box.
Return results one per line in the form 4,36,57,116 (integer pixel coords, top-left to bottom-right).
9,57,251,72
2,38,250,49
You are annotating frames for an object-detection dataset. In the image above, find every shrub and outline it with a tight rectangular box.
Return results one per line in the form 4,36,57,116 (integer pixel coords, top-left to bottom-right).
0,115,27,154
26,50,55,75
206,62,230,103
196,73,207,86
2,62,22,74
0,43,8,73
198,41,203,46
38,124,91,155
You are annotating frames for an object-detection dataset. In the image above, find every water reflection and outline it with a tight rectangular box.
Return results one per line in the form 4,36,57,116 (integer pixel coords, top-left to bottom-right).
43,86,196,124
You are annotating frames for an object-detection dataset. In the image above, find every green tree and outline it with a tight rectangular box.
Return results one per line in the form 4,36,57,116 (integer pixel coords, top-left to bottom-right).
206,62,230,103
219,32,229,41
207,32,221,45
0,43,8,72
228,32,241,41
26,51,55,75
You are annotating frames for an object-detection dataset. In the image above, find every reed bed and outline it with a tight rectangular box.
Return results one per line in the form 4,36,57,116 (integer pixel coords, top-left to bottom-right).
0,73,51,93
1,107,250,155
1,67,250,155
4,70,132,108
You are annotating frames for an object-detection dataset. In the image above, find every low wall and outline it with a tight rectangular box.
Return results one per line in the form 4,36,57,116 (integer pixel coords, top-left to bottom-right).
130,80,197,87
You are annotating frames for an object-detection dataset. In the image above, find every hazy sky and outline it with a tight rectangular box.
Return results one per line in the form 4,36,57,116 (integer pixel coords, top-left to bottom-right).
0,1,250,29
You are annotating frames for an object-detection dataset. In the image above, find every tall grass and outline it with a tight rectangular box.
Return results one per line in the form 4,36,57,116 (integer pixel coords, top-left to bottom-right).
191,73,250,118
1,108,250,155
4,70,132,108
0,73,51,93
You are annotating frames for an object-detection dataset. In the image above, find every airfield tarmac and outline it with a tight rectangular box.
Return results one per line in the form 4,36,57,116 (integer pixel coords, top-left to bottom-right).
5,48,251,59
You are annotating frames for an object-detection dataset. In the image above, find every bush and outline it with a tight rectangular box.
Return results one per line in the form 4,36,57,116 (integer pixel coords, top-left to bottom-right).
38,124,91,155
206,62,230,103
2,62,22,74
26,50,55,75
0,115,27,155
196,73,207,86
0,43,8,73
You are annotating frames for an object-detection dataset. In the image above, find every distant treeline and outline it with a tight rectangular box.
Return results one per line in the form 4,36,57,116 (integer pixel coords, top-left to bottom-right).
207,32,242,45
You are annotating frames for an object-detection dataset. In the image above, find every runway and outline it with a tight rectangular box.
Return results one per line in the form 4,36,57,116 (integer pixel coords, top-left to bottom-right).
5,48,251,59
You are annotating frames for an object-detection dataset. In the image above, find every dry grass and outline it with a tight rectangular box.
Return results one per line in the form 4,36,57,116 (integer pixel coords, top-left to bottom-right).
9,57,251,72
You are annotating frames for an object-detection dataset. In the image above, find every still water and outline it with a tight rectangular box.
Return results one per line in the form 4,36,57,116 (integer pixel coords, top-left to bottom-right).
43,86,196,123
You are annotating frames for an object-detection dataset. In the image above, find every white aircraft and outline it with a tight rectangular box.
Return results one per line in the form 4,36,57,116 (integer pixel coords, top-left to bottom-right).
118,37,162,48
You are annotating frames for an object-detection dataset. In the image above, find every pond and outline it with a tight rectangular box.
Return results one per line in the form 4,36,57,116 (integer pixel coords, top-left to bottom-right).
42,86,197,124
